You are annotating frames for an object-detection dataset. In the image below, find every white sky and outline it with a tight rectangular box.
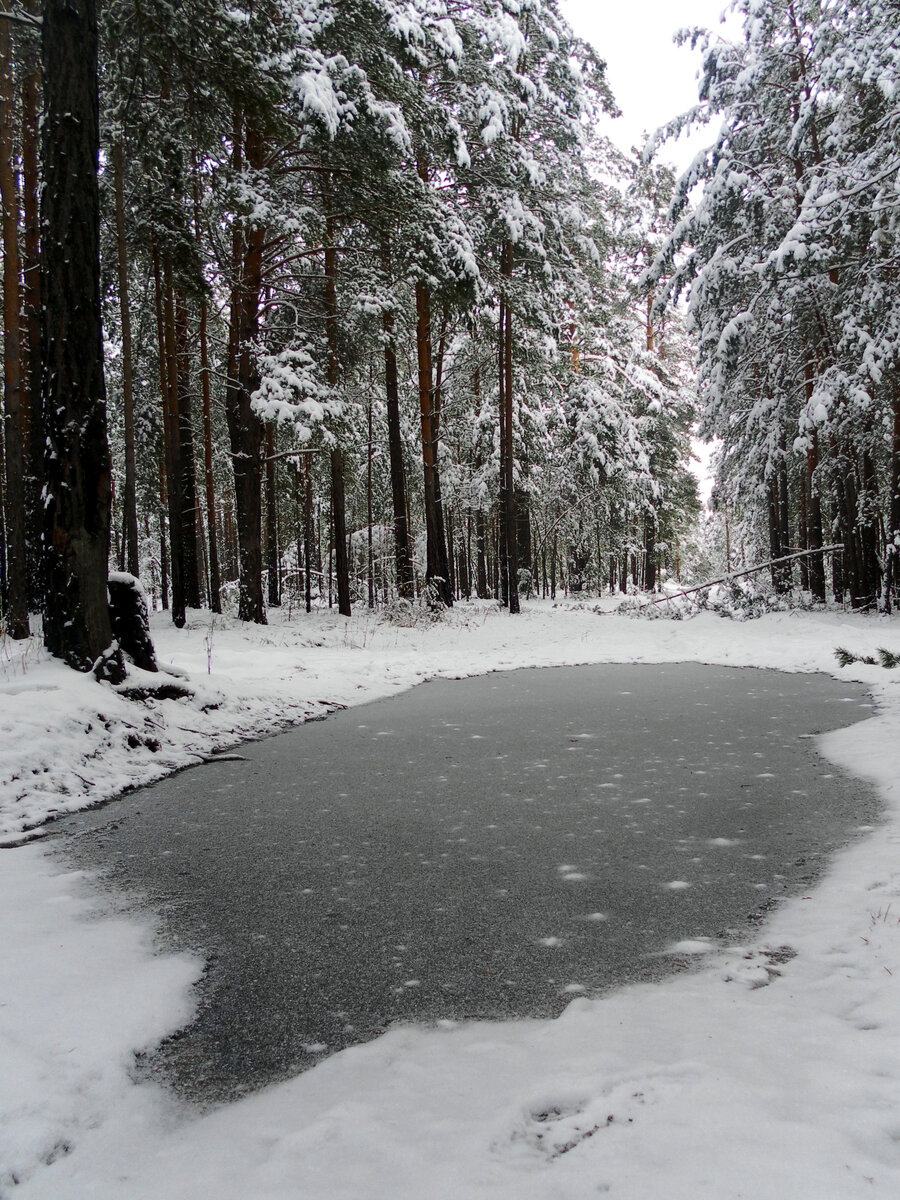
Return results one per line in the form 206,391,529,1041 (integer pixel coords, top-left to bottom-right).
560,0,738,170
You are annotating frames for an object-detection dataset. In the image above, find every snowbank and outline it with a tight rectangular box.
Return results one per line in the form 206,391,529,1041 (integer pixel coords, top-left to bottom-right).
2,600,900,1197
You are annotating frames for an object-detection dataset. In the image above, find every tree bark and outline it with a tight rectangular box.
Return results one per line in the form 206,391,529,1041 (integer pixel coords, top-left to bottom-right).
40,0,119,673
414,280,452,605
379,245,414,599
323,205,351,616
0,20,29,638
883,373,900,612
225,112,266,624
265,425,280,606
112,139,139,577
174,291,201,609
155,246,185,625
499,241,519,613
21,9,40,606
198,294,221,612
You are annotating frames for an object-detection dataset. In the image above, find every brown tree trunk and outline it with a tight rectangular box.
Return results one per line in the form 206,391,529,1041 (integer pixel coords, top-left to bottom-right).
323,206,351,616
499,241,519,613
383,310,414,599
198,294,221,612
112,139,139,577
225,112,266,623
776,434,792,592
859,449,881,607
193,157,221,612
303,453,313,612
414,280,452,604
40,0,119,673
367,390,374,608
266,425,280,607
0,21,29,638
21,14,39,605
475,509,488,599
806,435,826,602
884,374,900,612
175,292,201,609
155,246,185,625
644,512,657,593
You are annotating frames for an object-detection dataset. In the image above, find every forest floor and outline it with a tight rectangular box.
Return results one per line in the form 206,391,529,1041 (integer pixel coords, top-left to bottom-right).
2,597,900,1197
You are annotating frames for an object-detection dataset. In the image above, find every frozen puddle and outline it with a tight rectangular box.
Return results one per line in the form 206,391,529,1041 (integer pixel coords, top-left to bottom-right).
52,663,878,1105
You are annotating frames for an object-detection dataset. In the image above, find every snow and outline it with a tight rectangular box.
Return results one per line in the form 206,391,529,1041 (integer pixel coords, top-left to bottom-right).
3,599,900,1197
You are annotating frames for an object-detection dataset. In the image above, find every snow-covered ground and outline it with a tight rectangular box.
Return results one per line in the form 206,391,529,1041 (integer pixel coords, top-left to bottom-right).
3,599,900,1198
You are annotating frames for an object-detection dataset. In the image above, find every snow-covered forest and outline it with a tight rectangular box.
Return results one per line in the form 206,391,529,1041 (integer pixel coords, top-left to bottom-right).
6,5,900,1197
2,1,899,661
0,0,898,642
0,0,705,653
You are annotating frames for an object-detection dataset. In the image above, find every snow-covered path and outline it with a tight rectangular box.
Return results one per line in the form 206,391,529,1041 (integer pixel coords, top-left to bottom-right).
3,601,900,1197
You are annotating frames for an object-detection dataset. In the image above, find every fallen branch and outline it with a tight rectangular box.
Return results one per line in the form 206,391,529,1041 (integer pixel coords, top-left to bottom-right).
635,545,844,610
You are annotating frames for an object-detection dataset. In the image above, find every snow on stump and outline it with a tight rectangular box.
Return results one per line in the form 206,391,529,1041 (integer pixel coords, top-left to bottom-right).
108,572,158,673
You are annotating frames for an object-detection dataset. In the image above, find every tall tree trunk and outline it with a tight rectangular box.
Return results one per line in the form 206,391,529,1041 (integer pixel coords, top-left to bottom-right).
383,308,414,599
776,433,792,592
367,389,374,608
304,454,313,612
644,511,657,593
323,205,351,616
112,138,139,576
414,280,452,604
155,247,184,625
193,156,221,613
40,0,119,674
175,291,201,609
883,373,900,612
499,241,519,613
797,476,809,591
859,449,881,607
198,294,221,612
158,460,169,610
21,12,40,606
475,509,488,599
225,112,266,624
265,425,280,607
767,477,781,588
0,21,29,638
806,434,826,603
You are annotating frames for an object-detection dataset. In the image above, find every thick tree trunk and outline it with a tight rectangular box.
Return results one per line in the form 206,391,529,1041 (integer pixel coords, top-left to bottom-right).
40,0,119,673
0,22,29,638
21,14,40,606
